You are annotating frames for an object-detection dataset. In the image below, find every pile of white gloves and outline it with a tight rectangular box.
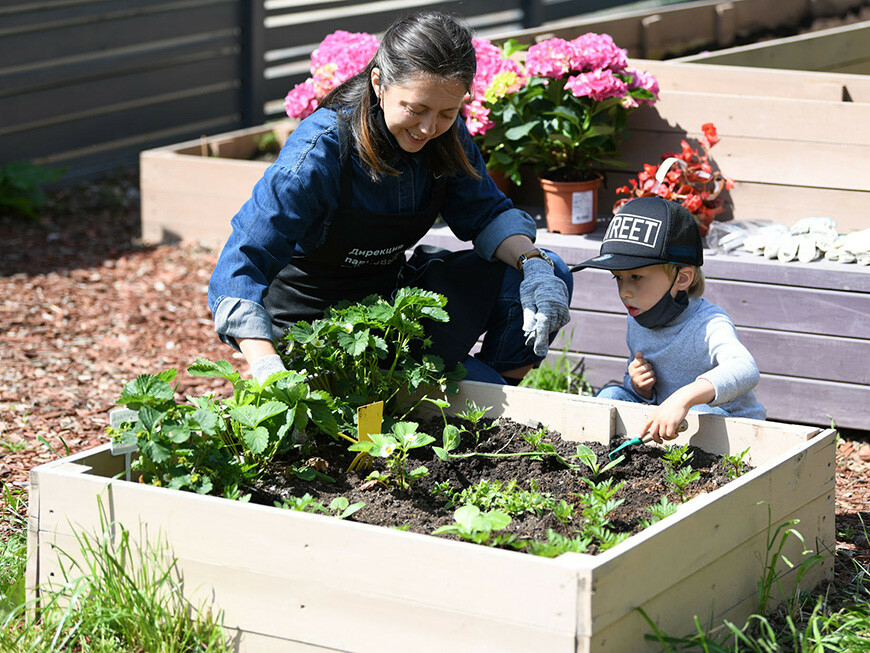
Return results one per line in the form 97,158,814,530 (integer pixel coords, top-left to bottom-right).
740,217,870,265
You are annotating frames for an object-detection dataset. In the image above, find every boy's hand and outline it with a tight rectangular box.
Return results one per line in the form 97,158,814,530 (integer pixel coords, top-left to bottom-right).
641,397,691,444
628,352,655,399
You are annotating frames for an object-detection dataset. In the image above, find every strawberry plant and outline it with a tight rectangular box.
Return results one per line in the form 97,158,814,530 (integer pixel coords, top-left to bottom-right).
111,358,339,496
279,287,465,428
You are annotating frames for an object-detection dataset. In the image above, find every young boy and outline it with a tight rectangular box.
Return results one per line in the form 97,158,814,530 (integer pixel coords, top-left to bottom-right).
572,196,766,443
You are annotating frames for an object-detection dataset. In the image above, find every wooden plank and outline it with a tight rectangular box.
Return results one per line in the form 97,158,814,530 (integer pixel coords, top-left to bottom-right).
0,56,240,133
1,2,239,68
0,31,241,97
629,89,870,145
632,58,870,102
703,280,869,339
560,309,870,385
675,22,870,74
5,87,240,160
140,151,268,245
591,495,834,650
33,467,580,652
589,431,835,632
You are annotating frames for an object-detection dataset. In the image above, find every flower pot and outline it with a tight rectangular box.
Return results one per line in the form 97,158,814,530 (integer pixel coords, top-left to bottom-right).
539,176,603,235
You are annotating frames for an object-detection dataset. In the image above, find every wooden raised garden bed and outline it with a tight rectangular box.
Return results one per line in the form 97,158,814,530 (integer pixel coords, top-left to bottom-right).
27,382,834,652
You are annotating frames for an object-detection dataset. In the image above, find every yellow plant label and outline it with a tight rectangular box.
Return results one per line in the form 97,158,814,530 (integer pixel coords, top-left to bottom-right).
357,401,383,443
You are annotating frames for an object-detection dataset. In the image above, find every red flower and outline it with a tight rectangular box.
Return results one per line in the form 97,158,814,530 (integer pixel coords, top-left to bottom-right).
700,123,720,149
613,122,733,236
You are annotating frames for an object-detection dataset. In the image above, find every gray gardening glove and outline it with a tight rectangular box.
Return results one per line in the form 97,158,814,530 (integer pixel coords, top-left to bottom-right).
250,354,286,385
519,258,570,357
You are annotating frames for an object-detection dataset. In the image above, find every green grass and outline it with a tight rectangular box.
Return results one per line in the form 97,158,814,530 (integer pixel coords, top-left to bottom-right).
0,486,230,652
520,345,594,395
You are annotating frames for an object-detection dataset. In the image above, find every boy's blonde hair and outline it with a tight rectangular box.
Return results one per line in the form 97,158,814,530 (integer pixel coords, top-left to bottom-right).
664,263,705,298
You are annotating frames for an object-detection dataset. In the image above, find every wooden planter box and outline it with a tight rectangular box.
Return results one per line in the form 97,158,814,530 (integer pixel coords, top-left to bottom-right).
421,225,870,431
673,21,870,76
140,120,296,249
28,383,833,652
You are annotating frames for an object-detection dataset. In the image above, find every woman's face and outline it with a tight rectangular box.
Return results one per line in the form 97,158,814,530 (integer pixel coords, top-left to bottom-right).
371,69,466,153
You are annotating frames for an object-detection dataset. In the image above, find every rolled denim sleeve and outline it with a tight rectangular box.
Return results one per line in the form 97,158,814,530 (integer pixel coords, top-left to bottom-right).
212,298,274,350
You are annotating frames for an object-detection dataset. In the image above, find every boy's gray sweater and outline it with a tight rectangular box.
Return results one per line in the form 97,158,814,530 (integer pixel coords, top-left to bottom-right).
622,297,766,420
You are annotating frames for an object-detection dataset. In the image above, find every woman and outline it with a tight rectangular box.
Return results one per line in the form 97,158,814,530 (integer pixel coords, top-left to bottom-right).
208,11,573,385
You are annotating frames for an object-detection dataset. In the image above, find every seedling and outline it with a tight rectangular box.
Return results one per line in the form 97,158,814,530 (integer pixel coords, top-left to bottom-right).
455,399,497,444
433,504,512,546
523,530,591,558
439,478,557,516
349,421,435,491
665,466,701,501
276,493,364,519
662,443,694,470
574,444,624,479
723,447,751,479
639,496,679,528
577,478,627,550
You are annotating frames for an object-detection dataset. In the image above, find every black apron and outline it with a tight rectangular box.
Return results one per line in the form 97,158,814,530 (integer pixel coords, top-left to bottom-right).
264,117,504,369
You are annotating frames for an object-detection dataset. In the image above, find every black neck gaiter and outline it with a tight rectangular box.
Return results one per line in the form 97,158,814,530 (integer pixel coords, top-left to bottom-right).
634,273,689,329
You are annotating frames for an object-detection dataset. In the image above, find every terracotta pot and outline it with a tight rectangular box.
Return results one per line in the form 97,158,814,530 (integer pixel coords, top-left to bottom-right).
539,176,603,235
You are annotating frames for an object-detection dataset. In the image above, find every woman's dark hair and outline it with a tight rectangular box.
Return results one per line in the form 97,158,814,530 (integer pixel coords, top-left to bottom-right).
321,11,478,180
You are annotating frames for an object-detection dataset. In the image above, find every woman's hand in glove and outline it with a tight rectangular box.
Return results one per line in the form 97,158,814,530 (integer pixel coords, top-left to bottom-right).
519,258,570,356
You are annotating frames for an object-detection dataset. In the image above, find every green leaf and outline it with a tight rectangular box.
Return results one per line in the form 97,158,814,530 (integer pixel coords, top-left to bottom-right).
187,358,238,381
140,439,172,464
442,424,461,452
242,426,270,455
504,123,536,141
574,445,597,470
454,504,481,531
165,423,191,444
137,406,164,432
191,408,218,435
228,401,287,429
119,373,175,407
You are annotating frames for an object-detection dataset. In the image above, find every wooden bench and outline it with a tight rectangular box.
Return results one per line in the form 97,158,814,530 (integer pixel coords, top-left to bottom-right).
420,223,870,431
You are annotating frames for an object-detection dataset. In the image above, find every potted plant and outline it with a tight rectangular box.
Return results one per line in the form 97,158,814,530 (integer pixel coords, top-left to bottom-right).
613,122,734,236
474,34,659,234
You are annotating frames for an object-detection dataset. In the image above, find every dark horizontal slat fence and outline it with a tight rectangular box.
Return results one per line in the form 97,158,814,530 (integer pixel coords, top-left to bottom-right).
0,0,246,179
1,0,644,181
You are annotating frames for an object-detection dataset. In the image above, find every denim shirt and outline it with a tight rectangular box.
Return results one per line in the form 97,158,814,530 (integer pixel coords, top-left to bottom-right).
208,106,537,348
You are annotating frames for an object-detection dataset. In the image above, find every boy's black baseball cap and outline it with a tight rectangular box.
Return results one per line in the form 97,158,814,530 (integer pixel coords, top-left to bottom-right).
570,196,704,272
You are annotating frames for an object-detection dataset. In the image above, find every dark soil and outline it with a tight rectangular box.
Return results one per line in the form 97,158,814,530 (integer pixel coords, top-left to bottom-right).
249,414,735,553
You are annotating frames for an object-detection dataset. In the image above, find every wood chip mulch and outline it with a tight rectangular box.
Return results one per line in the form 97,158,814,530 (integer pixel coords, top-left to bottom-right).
2,170,869,604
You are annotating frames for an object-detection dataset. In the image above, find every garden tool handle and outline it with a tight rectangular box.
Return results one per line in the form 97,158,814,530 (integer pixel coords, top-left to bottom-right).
638,419,688,441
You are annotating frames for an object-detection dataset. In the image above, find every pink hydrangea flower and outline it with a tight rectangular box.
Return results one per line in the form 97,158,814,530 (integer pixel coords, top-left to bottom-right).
524,38,575,78
565,69,628,102
284,80,320,120
284,31,380,119
463,38,526,135
627,69,660,105
570,33,628,72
